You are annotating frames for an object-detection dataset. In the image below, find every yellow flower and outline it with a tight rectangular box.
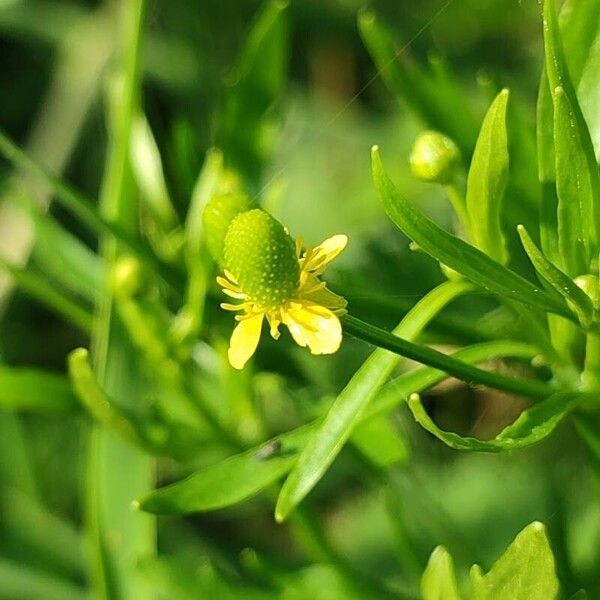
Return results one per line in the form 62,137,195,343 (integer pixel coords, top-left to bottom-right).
218,210,347,369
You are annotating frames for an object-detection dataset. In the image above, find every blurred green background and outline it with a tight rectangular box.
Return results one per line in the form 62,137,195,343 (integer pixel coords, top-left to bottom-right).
0,0,598,598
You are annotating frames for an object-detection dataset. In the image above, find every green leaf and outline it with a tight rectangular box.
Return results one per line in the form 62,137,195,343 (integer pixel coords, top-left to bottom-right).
371,145,571,318
138,340,539,515
408,390,584,452
274,280,470,522
466,89,509,264
518,224,593,326
553,85,600,274
137,424,313,514
0,365,76,411
544,0,600,271
470,521,559,600
421,546,462,600
358,9,477,155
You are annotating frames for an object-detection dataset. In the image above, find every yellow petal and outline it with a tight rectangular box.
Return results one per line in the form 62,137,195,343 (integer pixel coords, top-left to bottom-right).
228,313,264,369
283,301,342,355
303,234,348,273
301,283,347,312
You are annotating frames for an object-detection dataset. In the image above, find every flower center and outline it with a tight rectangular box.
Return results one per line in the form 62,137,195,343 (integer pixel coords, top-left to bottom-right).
224,209,300,309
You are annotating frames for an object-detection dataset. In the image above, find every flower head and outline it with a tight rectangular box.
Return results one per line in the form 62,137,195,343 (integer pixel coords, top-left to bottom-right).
218,208,347,369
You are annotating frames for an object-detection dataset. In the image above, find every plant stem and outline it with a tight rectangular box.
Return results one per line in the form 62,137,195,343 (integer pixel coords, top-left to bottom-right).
342,313,554,399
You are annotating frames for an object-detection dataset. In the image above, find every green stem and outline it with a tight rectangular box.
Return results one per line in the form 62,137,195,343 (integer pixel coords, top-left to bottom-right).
445,182,470,234
342,313,553,399
0,258,92,332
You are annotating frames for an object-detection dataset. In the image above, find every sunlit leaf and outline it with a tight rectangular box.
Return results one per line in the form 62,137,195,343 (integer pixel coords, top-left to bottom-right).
470,521,559,600
275,280,470,522
371,145,571,318
518,224,593,326
466,89,509,264
421,546,462,600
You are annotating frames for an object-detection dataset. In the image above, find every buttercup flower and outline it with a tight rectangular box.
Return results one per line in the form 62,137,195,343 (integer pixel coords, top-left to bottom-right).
217,208,347,369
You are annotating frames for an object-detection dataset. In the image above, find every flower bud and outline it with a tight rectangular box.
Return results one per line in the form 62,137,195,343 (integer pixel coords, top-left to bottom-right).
202,193,253,264
410,131,461,184
112,255,148,297
223,209,299,309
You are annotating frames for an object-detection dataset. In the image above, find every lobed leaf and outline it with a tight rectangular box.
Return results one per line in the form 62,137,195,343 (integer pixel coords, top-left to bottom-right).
469,521,559,599
421,546,462,600
371,145,571,318
466,89,509,264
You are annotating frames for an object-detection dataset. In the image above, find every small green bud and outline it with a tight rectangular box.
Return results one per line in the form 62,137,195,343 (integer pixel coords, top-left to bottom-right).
202,193,253,264
223,209,299,309
410,130,461,184
575,274,600,310
112,255,149,297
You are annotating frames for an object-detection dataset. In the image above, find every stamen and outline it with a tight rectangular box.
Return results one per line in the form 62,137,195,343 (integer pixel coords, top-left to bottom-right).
222,288,246,299
220,303,246,311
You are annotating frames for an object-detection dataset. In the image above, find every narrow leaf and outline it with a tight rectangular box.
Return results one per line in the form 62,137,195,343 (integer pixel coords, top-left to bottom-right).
518,224,593,326
138,341,537,515
408,390,584,452
137,425,314,514
466,89,509,264
553,85,600,273
275,281,470,522
371,146,571,318
0,365,76,411
544,0,600,266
